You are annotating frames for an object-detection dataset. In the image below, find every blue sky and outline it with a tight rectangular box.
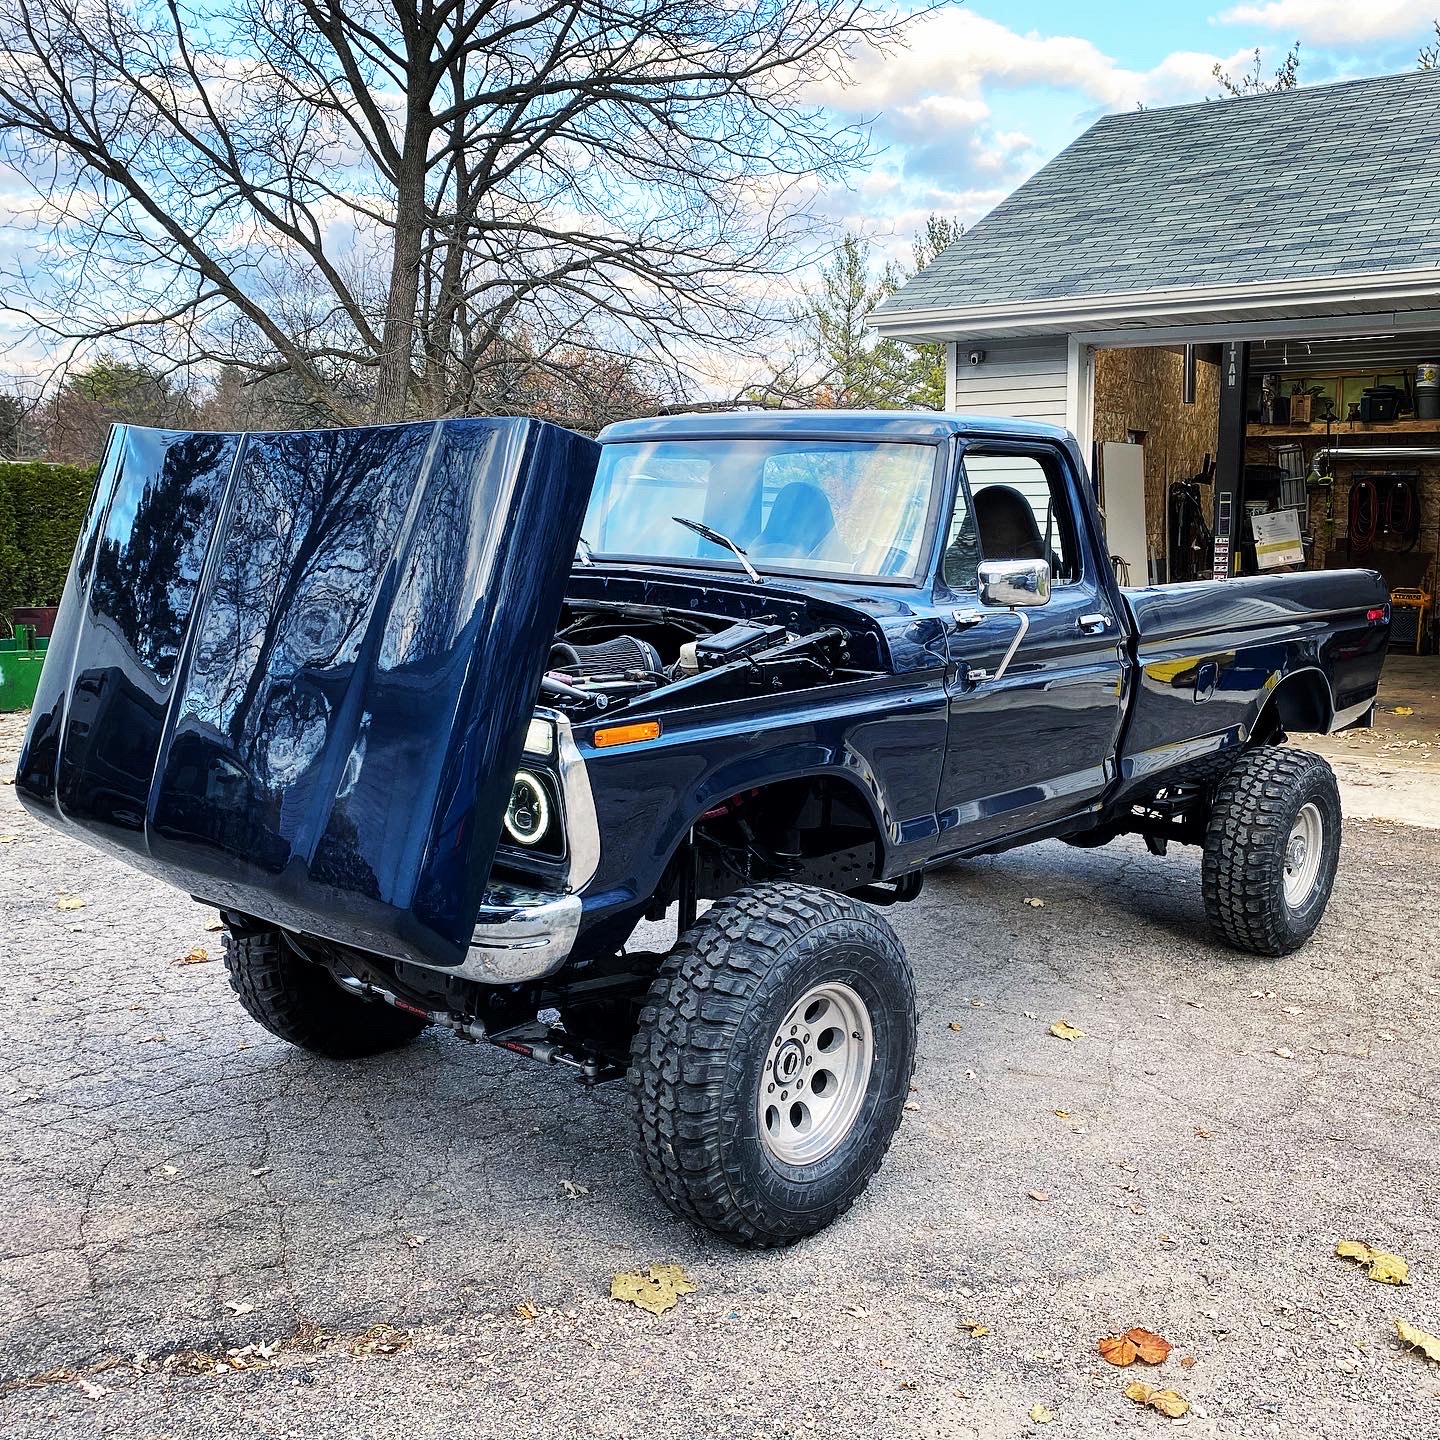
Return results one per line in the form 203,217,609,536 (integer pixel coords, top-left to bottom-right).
811,0,1440,260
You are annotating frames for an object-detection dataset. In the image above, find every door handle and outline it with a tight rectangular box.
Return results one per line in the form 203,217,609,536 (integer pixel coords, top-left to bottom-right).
951,609,985,631
1077,613,1110,635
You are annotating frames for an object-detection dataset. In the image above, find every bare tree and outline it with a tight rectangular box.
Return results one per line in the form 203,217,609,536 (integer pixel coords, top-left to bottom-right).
0,1,911,424
1212,42,1301,98
1421,21,1440,69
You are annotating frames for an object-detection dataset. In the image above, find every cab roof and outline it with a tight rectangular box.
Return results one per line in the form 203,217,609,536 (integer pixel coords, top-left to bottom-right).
598,409,1072,444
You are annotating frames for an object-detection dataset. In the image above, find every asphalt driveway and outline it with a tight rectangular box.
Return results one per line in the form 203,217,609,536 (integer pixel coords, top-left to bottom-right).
2,708,1438,1439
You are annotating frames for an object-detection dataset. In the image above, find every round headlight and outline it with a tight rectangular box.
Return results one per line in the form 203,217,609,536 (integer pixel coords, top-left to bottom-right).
504,770,550,847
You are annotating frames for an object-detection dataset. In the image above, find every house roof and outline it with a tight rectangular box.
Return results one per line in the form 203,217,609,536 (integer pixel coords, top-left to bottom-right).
874,69,1440,337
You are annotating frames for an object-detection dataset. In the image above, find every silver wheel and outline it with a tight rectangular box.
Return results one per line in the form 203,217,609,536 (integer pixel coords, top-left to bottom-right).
1282,801,1324,908
757,981,873,1166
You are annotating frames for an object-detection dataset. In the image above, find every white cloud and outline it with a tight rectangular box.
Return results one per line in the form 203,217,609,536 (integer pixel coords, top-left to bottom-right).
1218,0,1435,44
799,10,1252,256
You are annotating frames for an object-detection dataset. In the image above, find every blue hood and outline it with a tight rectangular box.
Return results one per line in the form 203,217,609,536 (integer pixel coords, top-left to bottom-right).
16,418,598,969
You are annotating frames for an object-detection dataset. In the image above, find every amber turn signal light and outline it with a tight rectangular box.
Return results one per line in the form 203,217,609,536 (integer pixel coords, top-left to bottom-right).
593,720,662,748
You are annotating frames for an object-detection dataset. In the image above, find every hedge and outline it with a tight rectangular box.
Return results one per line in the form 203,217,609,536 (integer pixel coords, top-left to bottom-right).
0,461,99,633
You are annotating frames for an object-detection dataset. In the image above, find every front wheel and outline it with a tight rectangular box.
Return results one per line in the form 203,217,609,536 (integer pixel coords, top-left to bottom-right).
1202,747,1342,956
629,883,917,1247
222,923,428,1057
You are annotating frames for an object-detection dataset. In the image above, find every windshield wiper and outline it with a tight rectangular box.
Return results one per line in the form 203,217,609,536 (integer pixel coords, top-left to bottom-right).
671,516,763,585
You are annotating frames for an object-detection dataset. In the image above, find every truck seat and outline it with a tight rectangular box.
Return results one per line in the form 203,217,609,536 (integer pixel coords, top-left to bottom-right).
973,484,1045,562
754,482,846,561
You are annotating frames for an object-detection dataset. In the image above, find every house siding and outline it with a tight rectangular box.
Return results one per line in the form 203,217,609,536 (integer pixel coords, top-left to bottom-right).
950,340,1070,425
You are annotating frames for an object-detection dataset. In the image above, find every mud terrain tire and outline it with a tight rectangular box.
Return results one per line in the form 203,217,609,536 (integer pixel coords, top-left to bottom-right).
630,882,917,1247
1202,747,1342,957
222,925,427,1057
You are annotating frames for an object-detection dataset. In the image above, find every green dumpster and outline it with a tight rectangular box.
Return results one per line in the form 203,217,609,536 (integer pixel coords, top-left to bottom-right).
0,630,49,713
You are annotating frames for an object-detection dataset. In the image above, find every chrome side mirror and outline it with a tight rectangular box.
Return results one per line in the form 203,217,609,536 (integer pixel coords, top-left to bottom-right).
978,557,1051,608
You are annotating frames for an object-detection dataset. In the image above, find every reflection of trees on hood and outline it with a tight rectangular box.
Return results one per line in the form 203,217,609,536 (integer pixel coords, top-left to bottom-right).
185,425,432,764
92,431,233,680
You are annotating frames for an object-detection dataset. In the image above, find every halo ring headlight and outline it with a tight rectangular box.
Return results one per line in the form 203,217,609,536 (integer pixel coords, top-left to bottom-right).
504,770,551,848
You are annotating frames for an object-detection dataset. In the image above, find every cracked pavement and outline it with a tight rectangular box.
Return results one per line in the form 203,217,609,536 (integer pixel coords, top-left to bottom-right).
1,707,1438,1439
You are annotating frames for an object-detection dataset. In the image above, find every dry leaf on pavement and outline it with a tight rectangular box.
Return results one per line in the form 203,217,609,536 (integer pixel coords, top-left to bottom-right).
1335,1240,1410,1285
947,1021,964,1032
959,1319,990,1338
1027,1190,1051,1203
1023,897,1046,908
56,895,86,910
0,834,18,844
1123,1380,1190,1418
174,946,211,966
610,1264,696,1316
1393,706,1415,716
1393,1318,1440,1362
1099,1327,1172,1366
1049,1021,1083,1041
348,1324,410,1356
1027,1403,1055,1423
514,1300,539,1321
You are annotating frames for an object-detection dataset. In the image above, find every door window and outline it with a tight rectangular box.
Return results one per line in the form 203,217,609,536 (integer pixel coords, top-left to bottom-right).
962,451,1080,584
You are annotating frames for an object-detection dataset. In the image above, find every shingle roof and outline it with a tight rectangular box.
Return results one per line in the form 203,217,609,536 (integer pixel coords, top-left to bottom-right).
878,69,1440,316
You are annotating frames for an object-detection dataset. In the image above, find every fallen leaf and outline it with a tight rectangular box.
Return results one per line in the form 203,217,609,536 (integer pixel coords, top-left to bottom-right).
56,895,86,910
250,1166,272,1178
959,1318,990,1338
610,1264,696,1316
1179,1354,1197,1369
1335,1240,1409,1285
1100,1327,1172,1366
947,1021,964,1032
1053,1109,1071,1119
348,1324,410,1357
514,1300,539,1321
1023,897,1046,908
1272,1046,1294,1059
1027,1190,1051,1203
1124,1381,1190,1418
204,918,225,931
1049,1021,1083,1041
1393,706,1415,716
0,834,17,844
76,1376,109,1400
1394,1318,1440,1362
222,1301,254,1316
1194,1127,1214,1140
174,946,211,966
1028,1403,1055,1424
560,1179,590,1198
405,1235,427,1248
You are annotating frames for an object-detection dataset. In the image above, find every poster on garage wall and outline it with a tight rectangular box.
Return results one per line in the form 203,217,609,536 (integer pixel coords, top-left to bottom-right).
1252,508,1305,569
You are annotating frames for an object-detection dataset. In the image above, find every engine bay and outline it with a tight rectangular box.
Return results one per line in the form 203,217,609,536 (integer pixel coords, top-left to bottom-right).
537,598,880,718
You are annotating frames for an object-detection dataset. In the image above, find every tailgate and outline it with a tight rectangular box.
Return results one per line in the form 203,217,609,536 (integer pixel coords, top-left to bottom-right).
16,418,597,970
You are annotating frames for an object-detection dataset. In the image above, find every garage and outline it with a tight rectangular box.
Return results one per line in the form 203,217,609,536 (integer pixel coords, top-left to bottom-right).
873,69,1440,686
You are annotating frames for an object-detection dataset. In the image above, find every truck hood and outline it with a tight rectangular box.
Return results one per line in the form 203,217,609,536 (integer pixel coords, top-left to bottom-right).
16,419,598,970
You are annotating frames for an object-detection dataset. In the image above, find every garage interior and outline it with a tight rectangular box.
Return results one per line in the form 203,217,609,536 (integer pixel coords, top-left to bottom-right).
1092,337,1438,660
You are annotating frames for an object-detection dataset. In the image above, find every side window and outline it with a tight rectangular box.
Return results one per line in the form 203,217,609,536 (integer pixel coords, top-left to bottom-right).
962,451,1081,584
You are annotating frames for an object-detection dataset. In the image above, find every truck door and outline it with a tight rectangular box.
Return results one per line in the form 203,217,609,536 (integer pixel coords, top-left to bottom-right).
935,440,1128,852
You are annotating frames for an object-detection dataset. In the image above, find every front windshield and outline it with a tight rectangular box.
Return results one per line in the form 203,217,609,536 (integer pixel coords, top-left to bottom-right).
584,437,939,580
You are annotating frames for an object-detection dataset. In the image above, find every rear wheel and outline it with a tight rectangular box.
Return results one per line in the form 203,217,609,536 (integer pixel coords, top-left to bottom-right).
222,924,428,1058
629,882,917,1247
1202,747,1342,956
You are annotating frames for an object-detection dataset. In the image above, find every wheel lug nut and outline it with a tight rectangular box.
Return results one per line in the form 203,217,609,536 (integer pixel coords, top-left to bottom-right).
781,1090,788,1100
790,1026,797,1036
805,1055,812,1065
767,1083,774,1093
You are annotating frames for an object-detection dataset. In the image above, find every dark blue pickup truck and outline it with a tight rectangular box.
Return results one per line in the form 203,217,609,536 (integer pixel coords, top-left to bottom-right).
16,410,1389,1245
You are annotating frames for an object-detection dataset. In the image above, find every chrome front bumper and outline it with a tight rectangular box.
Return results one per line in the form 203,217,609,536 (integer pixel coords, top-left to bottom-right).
463,883,582,983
